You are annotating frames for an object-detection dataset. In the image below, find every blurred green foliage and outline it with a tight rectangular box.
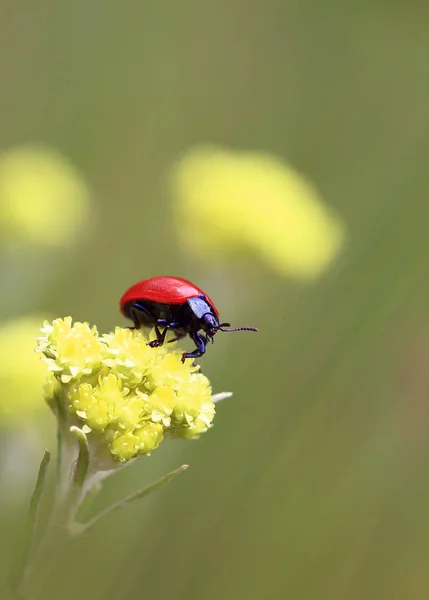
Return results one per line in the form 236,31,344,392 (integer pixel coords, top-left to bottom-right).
2,1,429,599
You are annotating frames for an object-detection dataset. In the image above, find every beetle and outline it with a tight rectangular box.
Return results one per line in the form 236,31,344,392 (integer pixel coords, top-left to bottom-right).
120,276,258,362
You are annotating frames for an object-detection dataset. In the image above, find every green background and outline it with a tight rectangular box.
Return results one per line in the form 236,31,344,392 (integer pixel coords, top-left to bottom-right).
2,1,429,598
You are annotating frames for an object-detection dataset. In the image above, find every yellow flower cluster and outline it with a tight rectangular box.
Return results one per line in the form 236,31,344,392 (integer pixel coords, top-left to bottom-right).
171,146,345,280
37,318,215,462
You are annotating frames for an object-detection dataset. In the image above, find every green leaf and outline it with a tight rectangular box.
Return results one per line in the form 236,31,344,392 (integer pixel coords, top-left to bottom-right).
73,464,189,536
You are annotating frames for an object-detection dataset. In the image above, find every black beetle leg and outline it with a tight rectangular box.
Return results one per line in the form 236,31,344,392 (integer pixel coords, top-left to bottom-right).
148,324,169,348
127,305,181,350
181,332,207,363
148,320,180,348
128,304,158,330
129,307,143,330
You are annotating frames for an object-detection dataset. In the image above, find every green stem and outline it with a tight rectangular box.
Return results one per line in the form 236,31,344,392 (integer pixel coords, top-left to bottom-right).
73,464,189,537
10,450,50,595
18,502,71,600
64,427,90,524
56,425,62,481
18,429,89,599
55,384,74,499
17,425,188,598
70,428,89,487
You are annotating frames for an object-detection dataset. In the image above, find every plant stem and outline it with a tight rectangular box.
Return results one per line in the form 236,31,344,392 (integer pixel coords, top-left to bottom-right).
18,498,73,599
18,429,89,599
16,423,189,598
10,450,50,596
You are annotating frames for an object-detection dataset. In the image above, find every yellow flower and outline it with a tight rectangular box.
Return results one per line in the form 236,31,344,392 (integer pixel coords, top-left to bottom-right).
110,423,165,461
39,317,216,463
101,327,155,387
146,349,200,391
142,386,177,427
37,317,102,384
171,146,345,280
0,144,91,252
0,315,50,423
171,374,215,438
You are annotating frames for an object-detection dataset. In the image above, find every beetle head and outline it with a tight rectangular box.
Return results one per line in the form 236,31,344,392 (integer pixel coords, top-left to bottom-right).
201,313,258,340
201,313,220,339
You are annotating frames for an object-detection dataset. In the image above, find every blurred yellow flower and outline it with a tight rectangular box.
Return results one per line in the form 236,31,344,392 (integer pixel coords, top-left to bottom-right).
171,146,345,280
0,315,49,423
37,318,216,464
0,144,91,251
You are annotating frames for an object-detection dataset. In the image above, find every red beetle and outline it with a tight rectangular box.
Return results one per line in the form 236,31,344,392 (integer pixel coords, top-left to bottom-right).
120,276,258,362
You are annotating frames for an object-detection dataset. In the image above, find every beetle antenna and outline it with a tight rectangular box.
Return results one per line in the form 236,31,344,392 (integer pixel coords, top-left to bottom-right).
218,323,258,333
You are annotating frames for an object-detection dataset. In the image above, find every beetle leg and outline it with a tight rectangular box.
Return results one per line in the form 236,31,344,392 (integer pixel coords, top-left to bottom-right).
127,303,182,349
129,307,143,330
148,325,169,348
128,303,158,330
181,332,207,363
148,321,180,348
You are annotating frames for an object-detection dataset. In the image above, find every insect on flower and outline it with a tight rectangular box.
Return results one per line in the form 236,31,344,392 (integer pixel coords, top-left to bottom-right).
120,276,258,362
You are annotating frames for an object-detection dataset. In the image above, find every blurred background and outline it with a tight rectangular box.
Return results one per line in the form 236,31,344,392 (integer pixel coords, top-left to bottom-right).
1,1,429,598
